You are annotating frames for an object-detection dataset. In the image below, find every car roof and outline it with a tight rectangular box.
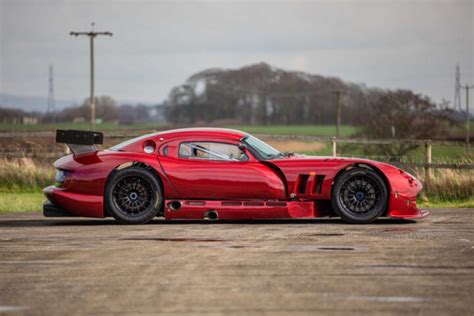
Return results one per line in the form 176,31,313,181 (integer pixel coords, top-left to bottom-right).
153,127,247,141
110,128,248,151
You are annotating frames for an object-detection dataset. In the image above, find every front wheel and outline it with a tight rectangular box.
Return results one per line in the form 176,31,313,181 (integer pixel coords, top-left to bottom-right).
332,168,388,224
105,167,163,224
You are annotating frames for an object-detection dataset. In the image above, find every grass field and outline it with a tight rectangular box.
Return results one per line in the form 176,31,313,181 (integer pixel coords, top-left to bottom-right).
418,196,474,208
226,125,358,137
272,142,470,162
0,192,44,212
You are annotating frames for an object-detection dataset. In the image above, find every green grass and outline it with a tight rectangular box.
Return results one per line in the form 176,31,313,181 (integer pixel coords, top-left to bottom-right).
225,125,358,137
0,191,44,212
418,196,474,208
397,144,468,162
0,160,55,192
300,143,469,161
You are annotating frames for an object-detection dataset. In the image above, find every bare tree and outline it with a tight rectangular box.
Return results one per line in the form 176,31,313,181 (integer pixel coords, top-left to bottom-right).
356,90,454,156
58,95,118,122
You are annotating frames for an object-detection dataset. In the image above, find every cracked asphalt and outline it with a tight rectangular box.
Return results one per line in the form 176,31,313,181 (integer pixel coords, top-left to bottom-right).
0,209,473,315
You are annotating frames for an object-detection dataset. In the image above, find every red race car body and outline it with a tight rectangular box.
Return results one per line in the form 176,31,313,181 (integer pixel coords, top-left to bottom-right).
43,128,428,224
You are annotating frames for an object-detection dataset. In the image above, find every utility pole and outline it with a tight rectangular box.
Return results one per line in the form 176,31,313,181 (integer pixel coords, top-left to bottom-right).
70,23,112,130
332,90,344,138
454,64,462,110
462,85,474,155
46,64,56,114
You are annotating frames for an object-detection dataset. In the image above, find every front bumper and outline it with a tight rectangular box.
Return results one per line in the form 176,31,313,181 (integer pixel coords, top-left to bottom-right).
388,208,430,220
386,191,429,220
385,174,428,220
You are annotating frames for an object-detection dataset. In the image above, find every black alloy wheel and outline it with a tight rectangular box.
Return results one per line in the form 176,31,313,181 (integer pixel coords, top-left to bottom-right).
332,167,388,224
105,167,163,224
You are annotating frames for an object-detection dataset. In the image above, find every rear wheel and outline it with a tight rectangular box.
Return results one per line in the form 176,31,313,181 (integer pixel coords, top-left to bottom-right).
332,168,388,224
105,167,163,224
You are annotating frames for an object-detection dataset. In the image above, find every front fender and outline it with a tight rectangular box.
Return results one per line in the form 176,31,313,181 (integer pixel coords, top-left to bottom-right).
369,161,426,219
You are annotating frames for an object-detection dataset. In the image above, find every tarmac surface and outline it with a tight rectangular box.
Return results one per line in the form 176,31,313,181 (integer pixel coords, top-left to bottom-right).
0,209,473,315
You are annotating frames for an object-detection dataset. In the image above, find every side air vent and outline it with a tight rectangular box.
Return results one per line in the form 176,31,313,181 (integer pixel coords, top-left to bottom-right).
296,174,309,194
313,175,325,194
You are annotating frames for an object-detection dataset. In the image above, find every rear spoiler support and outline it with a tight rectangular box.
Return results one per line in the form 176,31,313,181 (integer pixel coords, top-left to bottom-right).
56,130,104,155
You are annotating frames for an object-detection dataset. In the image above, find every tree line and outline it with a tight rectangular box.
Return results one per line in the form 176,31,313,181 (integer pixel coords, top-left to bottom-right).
38,96,160,124
163,63,380,125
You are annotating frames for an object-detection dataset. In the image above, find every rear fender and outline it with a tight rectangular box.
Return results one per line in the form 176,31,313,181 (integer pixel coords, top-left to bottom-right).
100,152,180,199
53,151,180,216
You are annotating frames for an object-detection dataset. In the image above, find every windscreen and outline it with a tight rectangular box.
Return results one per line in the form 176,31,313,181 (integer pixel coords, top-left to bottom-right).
243,135,280,160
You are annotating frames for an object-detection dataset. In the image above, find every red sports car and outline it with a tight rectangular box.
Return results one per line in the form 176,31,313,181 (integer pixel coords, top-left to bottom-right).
43,128,428,224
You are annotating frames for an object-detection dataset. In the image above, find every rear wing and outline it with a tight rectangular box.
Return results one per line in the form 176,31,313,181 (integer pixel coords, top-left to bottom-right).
56,130,104,155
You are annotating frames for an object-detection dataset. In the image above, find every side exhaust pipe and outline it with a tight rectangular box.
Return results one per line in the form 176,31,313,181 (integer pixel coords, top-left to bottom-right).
168,201,182,211
204,210,219,221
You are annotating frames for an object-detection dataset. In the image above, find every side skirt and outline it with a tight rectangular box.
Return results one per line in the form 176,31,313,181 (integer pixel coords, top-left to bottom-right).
164,199,329,220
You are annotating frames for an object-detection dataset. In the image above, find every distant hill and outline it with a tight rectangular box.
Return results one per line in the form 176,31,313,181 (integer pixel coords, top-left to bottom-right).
0,93,157,113
164,62,377,125
0,93,77,113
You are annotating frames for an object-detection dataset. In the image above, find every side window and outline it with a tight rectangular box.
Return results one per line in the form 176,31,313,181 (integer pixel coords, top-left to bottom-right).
179,142,248,161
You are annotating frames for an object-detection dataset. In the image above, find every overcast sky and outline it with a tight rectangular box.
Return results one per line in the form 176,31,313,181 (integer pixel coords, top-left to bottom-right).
1,0,473,107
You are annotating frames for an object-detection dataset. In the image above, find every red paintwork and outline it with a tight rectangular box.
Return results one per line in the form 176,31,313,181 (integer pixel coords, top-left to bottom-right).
158,137,286,200
44,127,428,221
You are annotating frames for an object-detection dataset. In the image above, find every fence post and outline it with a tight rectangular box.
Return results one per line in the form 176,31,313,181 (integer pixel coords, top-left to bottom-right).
424,140,432,188
331,137,337,157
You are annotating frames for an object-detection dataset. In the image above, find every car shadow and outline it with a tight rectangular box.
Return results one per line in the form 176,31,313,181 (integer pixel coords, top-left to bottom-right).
0,217,416,228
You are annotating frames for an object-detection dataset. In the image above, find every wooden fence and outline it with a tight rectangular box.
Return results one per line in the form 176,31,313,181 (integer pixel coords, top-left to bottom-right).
1,131,473,187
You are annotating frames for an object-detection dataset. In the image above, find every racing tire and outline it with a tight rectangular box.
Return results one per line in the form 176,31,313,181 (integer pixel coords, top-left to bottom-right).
332,167,388,224
105,167,163,224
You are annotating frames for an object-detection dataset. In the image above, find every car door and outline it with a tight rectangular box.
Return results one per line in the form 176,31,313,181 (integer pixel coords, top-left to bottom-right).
158,139,286,200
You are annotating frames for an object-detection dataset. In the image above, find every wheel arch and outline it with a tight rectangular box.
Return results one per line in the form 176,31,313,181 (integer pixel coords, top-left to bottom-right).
104,161,165,217
331,162,391,215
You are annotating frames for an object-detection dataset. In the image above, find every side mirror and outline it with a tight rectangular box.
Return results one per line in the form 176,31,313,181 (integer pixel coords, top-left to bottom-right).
238,142,247,151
